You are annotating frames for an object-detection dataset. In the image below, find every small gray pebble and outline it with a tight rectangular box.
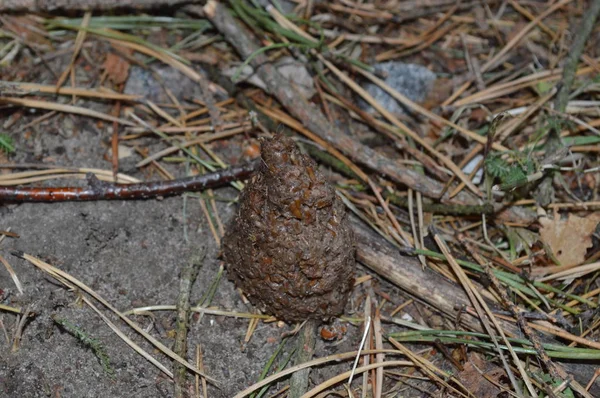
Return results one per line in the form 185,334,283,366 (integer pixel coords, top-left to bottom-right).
361,62,436,116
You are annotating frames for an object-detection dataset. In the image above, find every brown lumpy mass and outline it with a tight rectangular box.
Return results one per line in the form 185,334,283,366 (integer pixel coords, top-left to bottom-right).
222,133,355,322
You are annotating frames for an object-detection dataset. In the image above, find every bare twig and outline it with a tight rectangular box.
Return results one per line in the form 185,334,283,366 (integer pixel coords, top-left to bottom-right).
0,160,258,202
352,217,511,334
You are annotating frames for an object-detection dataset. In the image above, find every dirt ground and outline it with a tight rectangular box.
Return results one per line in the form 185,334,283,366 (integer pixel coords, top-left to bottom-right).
0,50,372,396
5,201,363,398
0,119,370,397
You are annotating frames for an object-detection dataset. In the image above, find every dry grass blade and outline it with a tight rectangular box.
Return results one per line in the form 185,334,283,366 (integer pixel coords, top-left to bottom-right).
11,306,31,352
17,252,218,384
147,100,184,127
361,295,372,398
135,126,249,167
0,97,135,126
433,233,536,397
0,303,22,314
454,61,598,107
386,22,458,60
0,229,18,240
0,81,140,101
352,66,508,152
537,261,600,282
232,349,407,398
508,0,558,41
321,30,417,46
196,344,208,398
521,319,600,351
198,196,220,246
372,310,384,398
348,315,370,388
0,168,139,183
124,305,276,320
481,0,572,73
387,338,470,398
79,294,173,378
301,361,413,398
127,121,250,136
0,173,97,186
0,254,23,294
55,12,91,90
106,38,204,84
367,179,413,246
0,172,138,186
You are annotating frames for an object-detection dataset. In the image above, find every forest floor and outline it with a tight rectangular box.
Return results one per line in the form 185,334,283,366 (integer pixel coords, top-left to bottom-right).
1,1,600,397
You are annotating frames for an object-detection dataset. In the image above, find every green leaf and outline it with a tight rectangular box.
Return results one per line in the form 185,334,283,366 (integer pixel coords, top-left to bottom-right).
563,135,600,146
535,81,554,94
536,372,574,398
0,134,15,153
497,167,528,191
47,16,211,31
484,155,512,179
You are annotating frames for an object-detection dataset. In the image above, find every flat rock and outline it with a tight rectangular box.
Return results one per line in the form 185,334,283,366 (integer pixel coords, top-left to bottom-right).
361,61,436,116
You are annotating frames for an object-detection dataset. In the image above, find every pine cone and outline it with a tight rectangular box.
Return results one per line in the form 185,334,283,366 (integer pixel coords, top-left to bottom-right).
223,133,355,322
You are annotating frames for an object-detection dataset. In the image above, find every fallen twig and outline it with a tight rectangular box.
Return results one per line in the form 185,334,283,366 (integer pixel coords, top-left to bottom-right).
0,160,258,202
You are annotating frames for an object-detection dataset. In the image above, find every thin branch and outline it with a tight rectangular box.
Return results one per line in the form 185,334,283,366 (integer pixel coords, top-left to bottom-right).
0,161,258,202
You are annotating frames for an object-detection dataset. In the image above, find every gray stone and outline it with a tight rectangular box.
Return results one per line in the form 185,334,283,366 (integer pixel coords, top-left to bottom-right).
124,64,201,103
362,61,436,116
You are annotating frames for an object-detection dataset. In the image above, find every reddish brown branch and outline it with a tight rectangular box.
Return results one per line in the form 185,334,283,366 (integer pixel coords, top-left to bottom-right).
0,160,258,202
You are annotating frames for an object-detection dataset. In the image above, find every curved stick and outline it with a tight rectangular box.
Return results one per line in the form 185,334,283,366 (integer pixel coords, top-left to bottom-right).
0,160,259,202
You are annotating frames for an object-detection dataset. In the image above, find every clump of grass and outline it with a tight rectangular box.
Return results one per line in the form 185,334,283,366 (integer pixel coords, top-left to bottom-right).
484,151,537,191
52,315,114,378
0,133,15,153
534,371,575,398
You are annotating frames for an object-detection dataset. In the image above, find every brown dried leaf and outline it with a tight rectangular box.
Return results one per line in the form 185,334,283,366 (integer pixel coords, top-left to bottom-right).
539,213,600,267
457,353,505,398
103,52,130,86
